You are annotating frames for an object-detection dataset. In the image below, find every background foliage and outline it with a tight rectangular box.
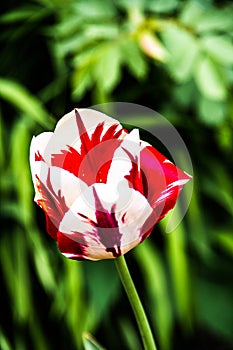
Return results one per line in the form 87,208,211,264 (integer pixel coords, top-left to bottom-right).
0,0,232,349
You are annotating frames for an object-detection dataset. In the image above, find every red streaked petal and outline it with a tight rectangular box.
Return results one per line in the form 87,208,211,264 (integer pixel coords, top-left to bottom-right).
101,123,127,142
57,232,87,260
44,108,124,164
35,171,68,230
35,151,43,161
75,108,92,155
123,147,144,195
35,162,87,207
51,146,82,177
34,162,87,231
107,129,142,190
91,122,104,145
59,182,153,260
30,107,192,260
30,132,53,163
115,184,154,253
54,108,121,133
154,179,189,221
92,187,122,258
30,132,53,188
45,214,58,240
50,109,126,184
140,144,191,219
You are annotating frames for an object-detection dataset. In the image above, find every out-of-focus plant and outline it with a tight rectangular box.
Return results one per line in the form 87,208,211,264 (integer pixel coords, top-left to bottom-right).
46,0,233,129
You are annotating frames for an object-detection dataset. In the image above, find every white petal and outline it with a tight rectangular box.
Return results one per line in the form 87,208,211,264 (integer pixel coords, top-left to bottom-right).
34,162,88,209
59,183,120,235
29,132,53,184
107,128,141,186
55,108,122,133
155,179,190,204
59,185,107,259
59,182,153,260
116,190,153,251
41,108,125,166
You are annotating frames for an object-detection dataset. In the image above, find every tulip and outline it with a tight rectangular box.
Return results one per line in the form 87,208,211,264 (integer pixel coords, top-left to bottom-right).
30,108,191,261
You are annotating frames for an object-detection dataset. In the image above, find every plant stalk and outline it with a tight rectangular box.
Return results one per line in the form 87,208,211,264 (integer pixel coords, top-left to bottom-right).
115,255,157,350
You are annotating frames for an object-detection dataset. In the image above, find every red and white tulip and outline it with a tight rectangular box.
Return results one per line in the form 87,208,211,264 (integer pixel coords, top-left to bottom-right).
30,108,191,260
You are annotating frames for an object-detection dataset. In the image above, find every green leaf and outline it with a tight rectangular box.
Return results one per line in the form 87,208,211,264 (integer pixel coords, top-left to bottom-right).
186,183,213,260
63,262,86,347
0,78,53,128
201,35,233,66
173,81,196,108
194,55,227,100
72,47,100,98
195,278,233,341
0,113,4,171
0,5,50,24
179,1,205,27
118,317,141,350
215,123,233,152
57,24,119,57
198,97,227,126
74,0,116,19
161,24,199,82
0,6,39,23
216,231,233,255
56,34,91,57
195,7,233,33
160,209,193,330
0,330,11,350
10,121,32,222
73,46,100,67
33,235,57,293
83,333,106,350
83,260,120,331
53,16,83,38
94,45,122,92
202,166,233,216
1,230,32,323
85,24,119,40
121,39,147,79
147,0,178,13
72,67,92,99
117,0,145,11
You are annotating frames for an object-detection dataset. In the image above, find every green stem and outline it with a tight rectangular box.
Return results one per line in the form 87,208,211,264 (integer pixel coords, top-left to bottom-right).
115,255,157,350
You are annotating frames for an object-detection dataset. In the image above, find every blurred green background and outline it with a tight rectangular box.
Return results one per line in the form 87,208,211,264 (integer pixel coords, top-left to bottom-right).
0,0,233,349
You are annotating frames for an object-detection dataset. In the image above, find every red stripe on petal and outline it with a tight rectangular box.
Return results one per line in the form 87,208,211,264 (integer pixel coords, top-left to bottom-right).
101,124,126,141
122,147,144,195
91,122,104,145
51,110,126,185
140,145,191,220
140,146,172,205
92,187,122,258
145,146,191,184
93,140,123,183
51,146,82,177
45,214,58,240
57,231,87,260
35,151,44,161
155,187,180,221
75,108,93,155
35,170,68,230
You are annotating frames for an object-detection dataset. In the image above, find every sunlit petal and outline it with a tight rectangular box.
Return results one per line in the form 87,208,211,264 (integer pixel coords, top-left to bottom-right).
59,182,153,260
34,162,87,231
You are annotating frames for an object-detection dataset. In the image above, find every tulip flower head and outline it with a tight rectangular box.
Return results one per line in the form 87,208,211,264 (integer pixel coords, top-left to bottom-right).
30,108,191,261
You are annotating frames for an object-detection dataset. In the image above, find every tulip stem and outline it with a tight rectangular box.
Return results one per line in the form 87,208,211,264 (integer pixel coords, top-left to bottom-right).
115,255,157,350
